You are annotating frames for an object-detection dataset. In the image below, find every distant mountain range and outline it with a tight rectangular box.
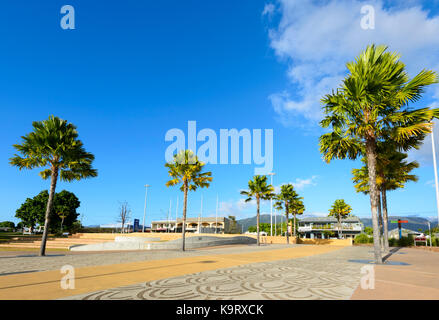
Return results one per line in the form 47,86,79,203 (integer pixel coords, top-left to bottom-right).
237,214,286,232
360,216,438,232
237,215,438,232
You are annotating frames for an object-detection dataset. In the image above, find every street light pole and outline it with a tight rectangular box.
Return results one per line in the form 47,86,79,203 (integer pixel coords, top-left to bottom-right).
432,123,439,231
268,172,276,237
142,185,150,233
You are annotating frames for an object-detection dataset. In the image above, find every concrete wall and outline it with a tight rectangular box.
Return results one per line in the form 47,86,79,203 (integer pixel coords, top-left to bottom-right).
70,235,257,251
74,232,247,241
73,233,352,246
297,238,353,246
259,236,297,244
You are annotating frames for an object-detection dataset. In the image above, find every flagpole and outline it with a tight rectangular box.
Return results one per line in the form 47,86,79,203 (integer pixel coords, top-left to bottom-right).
168,199,172,233
432,123,439,229
175,196,179,233
199,195,203,233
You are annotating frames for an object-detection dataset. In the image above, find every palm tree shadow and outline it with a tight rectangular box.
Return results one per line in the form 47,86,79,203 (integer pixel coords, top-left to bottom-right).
382,247,402,263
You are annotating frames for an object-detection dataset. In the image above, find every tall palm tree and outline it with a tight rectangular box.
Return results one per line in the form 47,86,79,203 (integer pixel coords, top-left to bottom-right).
328,200,352,239
274,184,304,243
10,115,97,256
352,145,419,252
241,175,274,246
165,150,212,251
319,44,438,263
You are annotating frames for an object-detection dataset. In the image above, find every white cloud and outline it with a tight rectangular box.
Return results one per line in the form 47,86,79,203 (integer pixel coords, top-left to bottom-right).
275,175,318,192
426,180,436,188
266,0,439,127
219,198,256,218
301,212,328,218
292,175,318,190
262,3,276,17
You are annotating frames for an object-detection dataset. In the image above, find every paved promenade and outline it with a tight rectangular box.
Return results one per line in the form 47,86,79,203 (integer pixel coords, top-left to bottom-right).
0,244,438,300
351,247,439,300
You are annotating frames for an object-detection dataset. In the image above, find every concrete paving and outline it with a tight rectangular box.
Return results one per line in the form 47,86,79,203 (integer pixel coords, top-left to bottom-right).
63,246,372,300
351,247,439,300
1,244,438,300
0,244,342,299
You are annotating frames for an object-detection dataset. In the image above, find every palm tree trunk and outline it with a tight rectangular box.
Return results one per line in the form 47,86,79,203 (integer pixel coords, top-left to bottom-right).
39,166,58,257
293,212,297,238
60,217,64,233
182,182,188,251
378,191,384,251
366,138,383,264
382,189,390,253
285,203,289,244
256,197,260,246
338,216,342,239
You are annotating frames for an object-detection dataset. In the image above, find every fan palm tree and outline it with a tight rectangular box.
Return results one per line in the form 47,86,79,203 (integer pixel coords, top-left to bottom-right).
10,115,97,256
274,184,304,243
319,44,438,263
352,145,419,252
329,200,352,239
241,175,274,246
165,150,212,251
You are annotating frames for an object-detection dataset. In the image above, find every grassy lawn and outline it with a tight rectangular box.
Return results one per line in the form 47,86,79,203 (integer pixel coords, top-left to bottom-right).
0,232,31,243
0,232,57,243
0,246,68,252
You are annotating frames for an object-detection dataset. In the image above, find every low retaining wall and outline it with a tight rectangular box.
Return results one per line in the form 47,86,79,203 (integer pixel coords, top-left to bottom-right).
70,235,257,251
259,236,297,244
72,233,352,246
74,233,252,241
297,238,353,246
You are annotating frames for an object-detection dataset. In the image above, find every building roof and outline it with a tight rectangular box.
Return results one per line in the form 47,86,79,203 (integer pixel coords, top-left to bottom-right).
299,216,362,223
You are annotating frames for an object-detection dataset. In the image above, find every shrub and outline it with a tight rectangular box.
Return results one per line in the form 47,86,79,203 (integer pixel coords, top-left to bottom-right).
354,233,370,244
397,235,414,247
388,238,397,247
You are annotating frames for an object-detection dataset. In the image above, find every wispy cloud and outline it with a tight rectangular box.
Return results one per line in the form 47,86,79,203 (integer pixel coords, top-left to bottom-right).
262,3,276,17
265,0,439,127
275,175,318,192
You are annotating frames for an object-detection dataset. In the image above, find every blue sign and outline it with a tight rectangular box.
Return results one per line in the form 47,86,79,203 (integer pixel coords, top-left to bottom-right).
134,219,140,231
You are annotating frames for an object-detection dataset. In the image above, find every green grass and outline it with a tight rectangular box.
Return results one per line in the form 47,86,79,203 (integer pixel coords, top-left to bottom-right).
0,232,57,243
0,247,68,252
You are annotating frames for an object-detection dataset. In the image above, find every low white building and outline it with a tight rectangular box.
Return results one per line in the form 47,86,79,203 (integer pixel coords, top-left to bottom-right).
151,217,241,234
298,216,363,239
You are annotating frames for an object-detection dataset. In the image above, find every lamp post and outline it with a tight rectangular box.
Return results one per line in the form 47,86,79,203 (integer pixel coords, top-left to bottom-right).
268,172,276,237
142,185,150,233
431,123,439,230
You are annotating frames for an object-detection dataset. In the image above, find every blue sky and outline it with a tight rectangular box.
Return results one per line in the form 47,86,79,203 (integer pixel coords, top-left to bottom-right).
1,0,439,227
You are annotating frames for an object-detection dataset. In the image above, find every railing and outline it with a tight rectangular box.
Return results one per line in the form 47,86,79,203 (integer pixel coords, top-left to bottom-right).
299,225,362,232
